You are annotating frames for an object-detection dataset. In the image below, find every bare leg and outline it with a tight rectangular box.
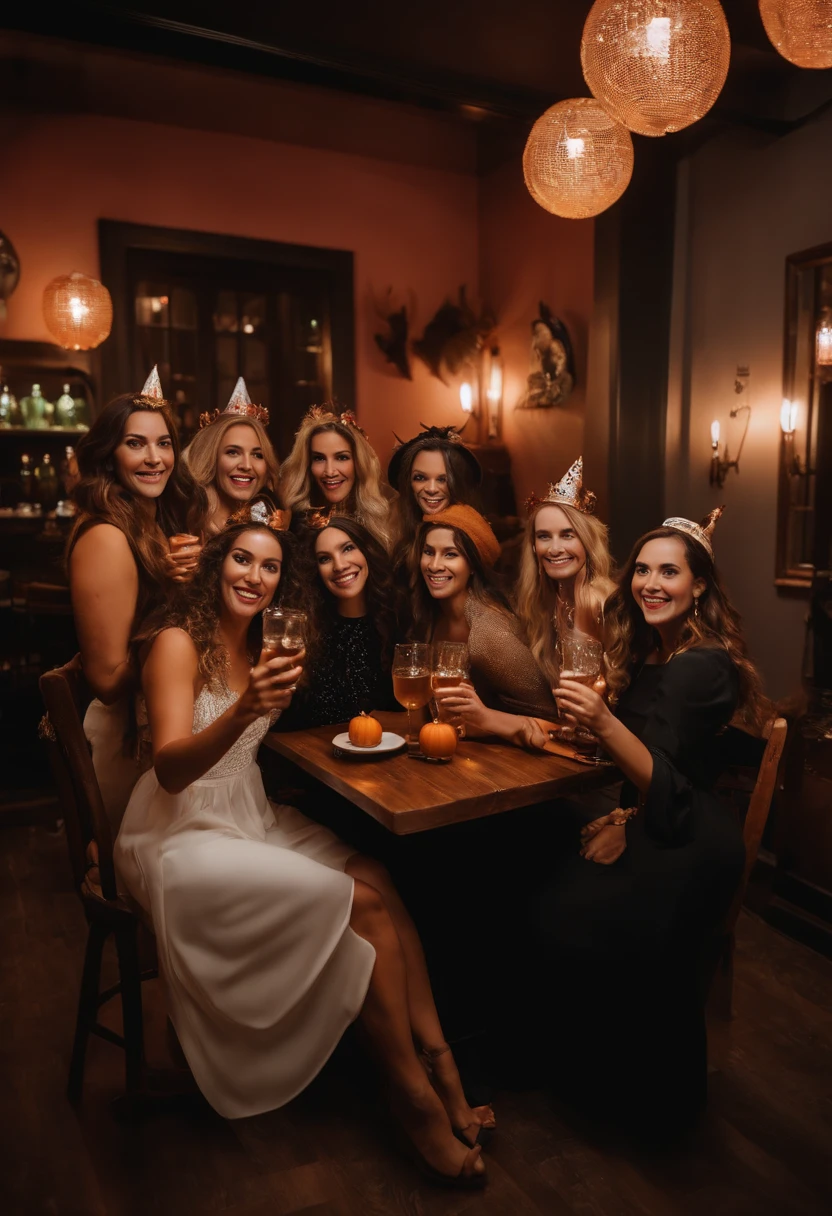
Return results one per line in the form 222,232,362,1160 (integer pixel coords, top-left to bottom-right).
346,856,494,1145
349,878,485,1182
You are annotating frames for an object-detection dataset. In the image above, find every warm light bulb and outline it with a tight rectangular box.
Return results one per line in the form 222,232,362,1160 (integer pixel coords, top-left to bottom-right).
644,16,671,61
69,296,89,323
710,420,720,447
780,399,797,434
459,382,473,413
487,363,503,402
817,320,832,366
564,136,586,160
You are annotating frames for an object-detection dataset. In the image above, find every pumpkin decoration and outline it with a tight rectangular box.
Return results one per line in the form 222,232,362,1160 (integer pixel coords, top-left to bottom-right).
419,719,458,761
348,712,383,748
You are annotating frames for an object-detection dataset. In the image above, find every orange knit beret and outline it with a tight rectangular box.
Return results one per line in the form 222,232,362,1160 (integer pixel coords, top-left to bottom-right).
425,504,501,568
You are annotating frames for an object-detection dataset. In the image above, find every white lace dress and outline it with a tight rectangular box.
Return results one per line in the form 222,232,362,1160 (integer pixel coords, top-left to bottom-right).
113,683,376,1119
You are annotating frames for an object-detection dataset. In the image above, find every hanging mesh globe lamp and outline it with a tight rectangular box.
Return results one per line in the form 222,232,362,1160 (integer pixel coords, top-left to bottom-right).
523,98,634,220
581,0,731,137
759,1,832,69
42,272,113,350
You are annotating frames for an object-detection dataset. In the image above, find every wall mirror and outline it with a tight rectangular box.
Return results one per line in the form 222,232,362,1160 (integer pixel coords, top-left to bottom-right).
777,242,831,589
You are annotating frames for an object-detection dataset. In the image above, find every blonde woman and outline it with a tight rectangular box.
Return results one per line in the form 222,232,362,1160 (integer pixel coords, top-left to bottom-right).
280,405,391,547
515,458,615,689
180,377,280,537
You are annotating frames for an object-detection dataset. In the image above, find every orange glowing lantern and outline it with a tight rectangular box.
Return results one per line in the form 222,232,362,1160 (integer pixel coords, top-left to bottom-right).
759,1,832,69
523,98,634,220
42,272,112,351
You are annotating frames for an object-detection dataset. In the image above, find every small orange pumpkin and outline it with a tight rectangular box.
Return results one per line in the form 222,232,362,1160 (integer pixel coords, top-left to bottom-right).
348,711,383,748
419,719,458,760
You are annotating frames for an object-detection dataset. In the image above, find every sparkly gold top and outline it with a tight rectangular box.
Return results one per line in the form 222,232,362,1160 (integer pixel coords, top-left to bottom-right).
464,597,557,719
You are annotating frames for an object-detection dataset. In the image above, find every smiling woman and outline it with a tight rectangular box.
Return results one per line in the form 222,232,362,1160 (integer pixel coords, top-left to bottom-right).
386,426,482,553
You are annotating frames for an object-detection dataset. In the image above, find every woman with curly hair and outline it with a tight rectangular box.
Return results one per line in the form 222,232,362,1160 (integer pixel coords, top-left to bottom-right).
387,425,482,551
279,405,392,547
514,457,615,689
113,511,488,1186
523,508,764,1138
408,504,557,747
67,368,196,825
278,516,399,729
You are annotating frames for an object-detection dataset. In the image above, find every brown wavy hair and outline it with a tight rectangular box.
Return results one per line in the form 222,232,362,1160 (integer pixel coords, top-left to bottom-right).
390,439,483,548
406,518,511,641
136,522,309,687
68,393,197,591
604,526,765,728
306,517,399,669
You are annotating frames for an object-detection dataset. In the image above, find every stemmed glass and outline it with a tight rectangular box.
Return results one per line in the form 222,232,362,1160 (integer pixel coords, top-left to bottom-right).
556,634,604,754
431,641,470,737
392,642,433,757
262,607,307,692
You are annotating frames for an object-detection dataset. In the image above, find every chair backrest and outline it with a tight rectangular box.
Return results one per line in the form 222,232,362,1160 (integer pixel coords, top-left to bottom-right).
723,715,788,934
39,656,119,901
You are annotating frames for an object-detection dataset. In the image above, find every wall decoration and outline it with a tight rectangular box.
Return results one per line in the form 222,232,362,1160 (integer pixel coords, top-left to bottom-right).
523,98,634,220
0,231,21,320
517,303,576,409
581,0,731,137
412,286,494,383
373,293,412,379
759,0,832,70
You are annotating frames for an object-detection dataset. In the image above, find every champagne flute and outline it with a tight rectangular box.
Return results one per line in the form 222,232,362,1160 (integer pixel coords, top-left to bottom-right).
392,642,433,757
262,607,307,692
431,641,470,737
556,634,604,752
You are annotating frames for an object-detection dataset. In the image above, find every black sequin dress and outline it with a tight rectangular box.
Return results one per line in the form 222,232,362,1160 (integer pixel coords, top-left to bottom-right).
275,614,396,730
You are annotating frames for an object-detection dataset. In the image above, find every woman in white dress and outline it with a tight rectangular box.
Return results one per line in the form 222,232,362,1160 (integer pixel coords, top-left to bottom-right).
68,369,196,829
114,509,488,1187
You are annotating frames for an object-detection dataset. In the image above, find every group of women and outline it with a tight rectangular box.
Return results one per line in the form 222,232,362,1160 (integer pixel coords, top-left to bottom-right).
64,367,764,1183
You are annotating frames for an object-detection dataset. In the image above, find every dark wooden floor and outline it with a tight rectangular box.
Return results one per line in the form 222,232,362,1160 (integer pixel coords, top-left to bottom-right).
2,823,832,1216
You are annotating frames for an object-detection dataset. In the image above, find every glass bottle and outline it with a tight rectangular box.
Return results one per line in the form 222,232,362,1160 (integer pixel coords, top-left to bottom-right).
59,445,80,496
72,389,89,430
19,453,34,502
55,383,76,427
35,453,60,510
0,384,20,427
20,383,47,429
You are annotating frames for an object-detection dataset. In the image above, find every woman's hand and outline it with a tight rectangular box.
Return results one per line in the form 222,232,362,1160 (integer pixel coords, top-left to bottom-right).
433,681,491,732
553,677,614,738
580,813,612,841
236,649,305,722
164,535,202,585
580,823,626,865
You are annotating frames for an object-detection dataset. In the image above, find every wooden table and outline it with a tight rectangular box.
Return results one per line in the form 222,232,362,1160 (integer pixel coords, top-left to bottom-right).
262,710,617,835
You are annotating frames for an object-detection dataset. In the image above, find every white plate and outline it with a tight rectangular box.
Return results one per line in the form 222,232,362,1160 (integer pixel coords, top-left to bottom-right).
332,731,406,756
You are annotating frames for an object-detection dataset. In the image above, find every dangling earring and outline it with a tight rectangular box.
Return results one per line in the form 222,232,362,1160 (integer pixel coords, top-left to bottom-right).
693,594,700,619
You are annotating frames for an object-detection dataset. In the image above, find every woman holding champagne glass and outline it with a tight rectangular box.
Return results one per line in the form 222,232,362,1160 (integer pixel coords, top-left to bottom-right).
407,504,557,746
114,505,490,1184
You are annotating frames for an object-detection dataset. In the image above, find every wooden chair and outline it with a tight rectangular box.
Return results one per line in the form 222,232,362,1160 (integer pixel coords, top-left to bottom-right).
38,655,155,1106
709,715,789,1019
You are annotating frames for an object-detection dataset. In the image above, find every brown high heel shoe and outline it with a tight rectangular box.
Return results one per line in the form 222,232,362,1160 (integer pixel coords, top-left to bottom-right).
420,1044,497,1148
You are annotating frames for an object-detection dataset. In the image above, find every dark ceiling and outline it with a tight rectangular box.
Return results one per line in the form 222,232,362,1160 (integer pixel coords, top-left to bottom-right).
3,0,831,137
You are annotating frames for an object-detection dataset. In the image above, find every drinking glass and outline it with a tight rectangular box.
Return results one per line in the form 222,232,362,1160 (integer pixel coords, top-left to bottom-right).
431,641,470,736
262,607,307,692
556,634,604,752
392,642,433,757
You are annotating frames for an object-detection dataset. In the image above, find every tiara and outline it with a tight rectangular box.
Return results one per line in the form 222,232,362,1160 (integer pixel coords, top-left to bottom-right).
305,403,369,440
199,377,270,429
392,422,467,448
132,365,168,409
662,506,724,558
229,499,290,531
525,457,596,516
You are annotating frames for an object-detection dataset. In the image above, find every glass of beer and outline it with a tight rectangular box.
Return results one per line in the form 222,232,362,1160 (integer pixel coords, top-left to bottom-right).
393,642,433,757
262,607,307,692
431,641,470,736
556,634,604,748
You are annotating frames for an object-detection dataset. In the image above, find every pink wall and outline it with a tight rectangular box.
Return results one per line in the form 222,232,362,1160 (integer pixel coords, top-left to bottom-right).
1,110,479,462
479,151,594,508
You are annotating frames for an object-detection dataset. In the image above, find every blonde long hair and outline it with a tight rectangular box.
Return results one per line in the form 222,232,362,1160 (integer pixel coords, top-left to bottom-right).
280,408,392,547
514,502,615,685
181,416,280,535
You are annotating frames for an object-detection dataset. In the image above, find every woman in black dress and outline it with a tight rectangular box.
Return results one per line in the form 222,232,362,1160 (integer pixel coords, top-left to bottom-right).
524,508,763,1138
276,516,398,729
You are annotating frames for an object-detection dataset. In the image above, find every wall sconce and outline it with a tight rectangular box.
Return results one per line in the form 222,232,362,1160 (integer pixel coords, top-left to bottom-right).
483,345,503,441
780,398,810,477
817,314,832,366
709,366,752,488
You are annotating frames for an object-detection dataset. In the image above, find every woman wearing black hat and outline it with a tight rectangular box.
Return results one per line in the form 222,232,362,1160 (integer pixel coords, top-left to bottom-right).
388,426,483,552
